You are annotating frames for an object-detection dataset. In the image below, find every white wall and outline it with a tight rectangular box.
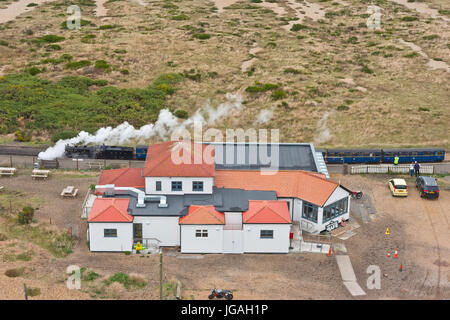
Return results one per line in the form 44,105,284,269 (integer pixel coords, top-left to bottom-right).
293,198,302,222
133,216,180,246
323,186,350,207
88,222,133,252
278,197,293,219
180,225,224,253
145,177,214,195
243,224,291,253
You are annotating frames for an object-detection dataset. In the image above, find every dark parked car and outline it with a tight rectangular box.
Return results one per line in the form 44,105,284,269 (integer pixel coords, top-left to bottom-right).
416,176,440,199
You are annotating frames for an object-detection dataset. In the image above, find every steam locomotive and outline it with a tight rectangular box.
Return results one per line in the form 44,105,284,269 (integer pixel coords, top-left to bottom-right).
64,144,136,160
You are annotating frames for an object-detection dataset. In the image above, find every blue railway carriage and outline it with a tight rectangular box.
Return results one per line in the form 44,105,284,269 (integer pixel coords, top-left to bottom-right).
326,149,382,164
382,148,445,164
135,145,149,160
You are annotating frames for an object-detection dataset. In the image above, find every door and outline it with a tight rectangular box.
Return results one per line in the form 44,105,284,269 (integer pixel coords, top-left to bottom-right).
223,230,243,254
133,223,143,245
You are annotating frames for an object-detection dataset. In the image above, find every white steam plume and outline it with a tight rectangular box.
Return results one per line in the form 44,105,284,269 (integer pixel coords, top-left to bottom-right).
38,93,243,160
254,107,275,124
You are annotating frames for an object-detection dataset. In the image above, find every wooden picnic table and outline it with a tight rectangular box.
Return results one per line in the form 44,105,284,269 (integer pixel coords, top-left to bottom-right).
61,186,78,198
0,167,16,177
31,169,50,180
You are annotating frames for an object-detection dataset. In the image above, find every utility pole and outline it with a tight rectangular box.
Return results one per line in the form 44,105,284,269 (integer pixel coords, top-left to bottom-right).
23,284,28,300
159,248,163,300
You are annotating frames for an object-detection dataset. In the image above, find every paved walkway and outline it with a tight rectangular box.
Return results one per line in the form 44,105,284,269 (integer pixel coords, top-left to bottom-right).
335,254,366,297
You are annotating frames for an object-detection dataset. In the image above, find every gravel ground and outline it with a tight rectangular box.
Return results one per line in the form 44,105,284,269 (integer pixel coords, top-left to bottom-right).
0,170,448,299
335,173,450,300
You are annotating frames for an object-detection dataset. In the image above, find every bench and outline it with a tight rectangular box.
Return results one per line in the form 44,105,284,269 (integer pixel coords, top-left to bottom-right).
61,186,79,198
31,169,50,180
0,167,16,177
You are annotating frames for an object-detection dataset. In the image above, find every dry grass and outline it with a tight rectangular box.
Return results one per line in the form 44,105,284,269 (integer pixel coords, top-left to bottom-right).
0,0,448,148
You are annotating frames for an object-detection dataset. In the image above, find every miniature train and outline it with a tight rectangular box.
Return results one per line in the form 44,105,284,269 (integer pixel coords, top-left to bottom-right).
318,148,445,164
64,144,446,164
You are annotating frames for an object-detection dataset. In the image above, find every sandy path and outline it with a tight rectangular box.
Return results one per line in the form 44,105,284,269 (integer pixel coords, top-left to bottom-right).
400,39,450,73
0,0,56,24
95,0,108,17
390,0,450,22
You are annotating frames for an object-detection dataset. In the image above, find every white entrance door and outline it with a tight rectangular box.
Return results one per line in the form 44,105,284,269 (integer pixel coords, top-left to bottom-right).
223,230,243,254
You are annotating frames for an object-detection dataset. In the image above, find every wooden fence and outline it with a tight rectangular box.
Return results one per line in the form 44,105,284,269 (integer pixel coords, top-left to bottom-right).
350,164,433,175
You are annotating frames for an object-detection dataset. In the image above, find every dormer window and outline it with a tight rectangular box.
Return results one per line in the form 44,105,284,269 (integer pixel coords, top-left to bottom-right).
192,181,204,192
171,181,182,191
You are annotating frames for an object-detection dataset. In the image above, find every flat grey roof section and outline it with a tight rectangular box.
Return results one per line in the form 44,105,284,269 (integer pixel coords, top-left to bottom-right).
107,187,277,217
206,143,318,172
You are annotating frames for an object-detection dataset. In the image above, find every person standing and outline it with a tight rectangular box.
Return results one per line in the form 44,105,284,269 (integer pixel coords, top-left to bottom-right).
394,155,399,166
409,163,414,177
414,161,420,177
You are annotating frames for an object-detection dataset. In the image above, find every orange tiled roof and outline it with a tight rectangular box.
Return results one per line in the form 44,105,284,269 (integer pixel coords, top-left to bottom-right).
179,205,225,225
98,168,145,188
144,141,215,177
88,198,133,222
214,170,339,207
243,200,291,224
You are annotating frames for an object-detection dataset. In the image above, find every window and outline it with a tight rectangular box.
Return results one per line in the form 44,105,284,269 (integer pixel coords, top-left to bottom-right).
323,198,348,223
260,230,274,239
104,229,117,238
302,201,318,223
155,181,162,191
171,181,182,191
195,229,208,238
192,181,204,192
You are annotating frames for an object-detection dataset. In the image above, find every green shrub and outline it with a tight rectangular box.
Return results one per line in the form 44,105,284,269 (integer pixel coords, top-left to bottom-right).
94,60,111,71
171,14,190,20
64,60,91,70
81,34,96,44
174,109,189,119
25,67,42,75
18,206,35,225
0,72,182,139
422,34,439,40
401,16,418,22
51,130,78,142
0,40,8,47
284,67,301,74
14,130,31,142
193,33,211,40
245,82,279,94
290,24,308,31
27,3,38,7
5,268,25,278
106,272,147,289
336,105,349,111
99,24,116,30
271,89,287,100
404,52,419,58
16,253,32,261
35,34,65,44
26,287,41,297
361,65,374,74
45,44,62,51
